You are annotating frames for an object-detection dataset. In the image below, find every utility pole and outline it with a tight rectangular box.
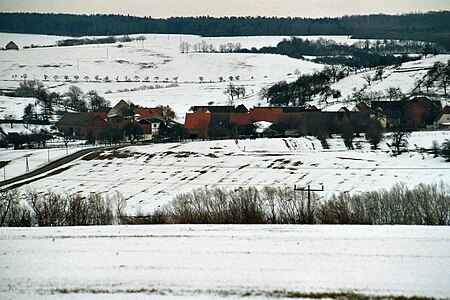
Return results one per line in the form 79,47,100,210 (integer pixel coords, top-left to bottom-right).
294,184,324,224
25,156,30,172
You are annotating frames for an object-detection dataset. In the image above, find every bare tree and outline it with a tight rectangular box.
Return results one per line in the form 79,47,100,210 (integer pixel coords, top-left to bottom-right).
362,73,372,86
388,129,410,156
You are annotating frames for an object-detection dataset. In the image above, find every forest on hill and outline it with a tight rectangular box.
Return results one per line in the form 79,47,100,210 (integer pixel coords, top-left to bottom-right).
0,11,449,49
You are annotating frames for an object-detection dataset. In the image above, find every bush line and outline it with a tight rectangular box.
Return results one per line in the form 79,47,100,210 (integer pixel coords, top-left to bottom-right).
0,182,448,227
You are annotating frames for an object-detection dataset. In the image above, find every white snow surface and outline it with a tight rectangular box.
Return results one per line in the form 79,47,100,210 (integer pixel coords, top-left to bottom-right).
5,131,449,213
0,143,88,180
0,225,449,299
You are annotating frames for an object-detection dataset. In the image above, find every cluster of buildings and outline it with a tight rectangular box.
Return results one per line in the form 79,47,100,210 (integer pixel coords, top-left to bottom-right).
56,100,166,140
184,96,450,139
48,96,450,142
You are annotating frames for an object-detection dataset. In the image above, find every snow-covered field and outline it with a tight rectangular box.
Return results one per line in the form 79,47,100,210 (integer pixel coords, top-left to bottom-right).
1,225,449,299
0,143,88,181
4,131,449,213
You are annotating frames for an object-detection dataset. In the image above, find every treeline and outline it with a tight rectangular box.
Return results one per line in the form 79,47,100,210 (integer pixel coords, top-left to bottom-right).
0,189,126,227
248,37,440,57
263,65,346,107
245,37,426,68
11,80,111,123
160,183,449,225
1,182,448,226
0,12,449,49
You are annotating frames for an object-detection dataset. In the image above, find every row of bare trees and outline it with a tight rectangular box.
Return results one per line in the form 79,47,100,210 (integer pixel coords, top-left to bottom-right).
179,41,242,53
2,182,448,227
155,183,449,225
0,190,126,227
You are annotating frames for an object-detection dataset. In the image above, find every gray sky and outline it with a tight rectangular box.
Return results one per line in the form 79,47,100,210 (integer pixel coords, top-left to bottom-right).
0,0,449,18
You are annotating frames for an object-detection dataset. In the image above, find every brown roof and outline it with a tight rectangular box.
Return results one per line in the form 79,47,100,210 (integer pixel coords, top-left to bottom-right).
134,107,164,121
56,112,106,126
191,106,236,113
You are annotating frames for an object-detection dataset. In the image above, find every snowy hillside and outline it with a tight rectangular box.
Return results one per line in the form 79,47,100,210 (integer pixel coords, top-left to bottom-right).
2,32,448,121
5,131,448,213
321,54,450,111
0,33,323,120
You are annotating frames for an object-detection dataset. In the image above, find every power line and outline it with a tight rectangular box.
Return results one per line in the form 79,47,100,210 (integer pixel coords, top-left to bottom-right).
294,184,324,223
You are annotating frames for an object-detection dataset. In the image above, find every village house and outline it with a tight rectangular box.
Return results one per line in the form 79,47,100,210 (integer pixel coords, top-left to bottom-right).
184,104,370,139
185,105,256,139
57,100,167,141
5,41,19,50
56,112,109,138
435,106,450,129
371,96,442,129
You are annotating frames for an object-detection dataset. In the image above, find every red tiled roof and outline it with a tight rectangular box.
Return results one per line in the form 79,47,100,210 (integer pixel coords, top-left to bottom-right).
133,107,164,121
184,111,211,129
249,107,283,123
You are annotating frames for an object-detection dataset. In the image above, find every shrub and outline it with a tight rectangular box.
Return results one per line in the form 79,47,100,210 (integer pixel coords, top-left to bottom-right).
160,183,449,225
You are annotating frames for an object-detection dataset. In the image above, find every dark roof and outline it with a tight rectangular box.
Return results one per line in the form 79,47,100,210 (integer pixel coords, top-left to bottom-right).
409,96,442,108
138,116,164,124
353,102,371,113
57,112,105,127
108,100,131,118
371,101,404,118
93,106,112,113
5,41,18,50
282,107,306,113
235,104,248,113
436,106,450,122
192,106,236,113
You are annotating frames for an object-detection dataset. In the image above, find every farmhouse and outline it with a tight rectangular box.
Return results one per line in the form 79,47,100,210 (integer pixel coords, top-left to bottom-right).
57,100,169,141
137,112,166,138
5,41,19,50
185,104,371,139
435,106,450,128
371,96,442,129
56,112,109,138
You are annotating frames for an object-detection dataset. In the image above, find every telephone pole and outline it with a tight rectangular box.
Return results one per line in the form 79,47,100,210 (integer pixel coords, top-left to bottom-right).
294,184,324,224
25,156,30,172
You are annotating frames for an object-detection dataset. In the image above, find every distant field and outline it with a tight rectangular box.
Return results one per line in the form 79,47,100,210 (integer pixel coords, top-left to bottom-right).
3,131,448,213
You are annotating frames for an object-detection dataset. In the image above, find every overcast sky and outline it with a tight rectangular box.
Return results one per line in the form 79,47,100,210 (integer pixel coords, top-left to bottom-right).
0,0,448,18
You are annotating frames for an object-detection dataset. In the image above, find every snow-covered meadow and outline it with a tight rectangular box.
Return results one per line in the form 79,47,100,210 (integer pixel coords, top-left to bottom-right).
4,131,448,213
1,225,449,299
